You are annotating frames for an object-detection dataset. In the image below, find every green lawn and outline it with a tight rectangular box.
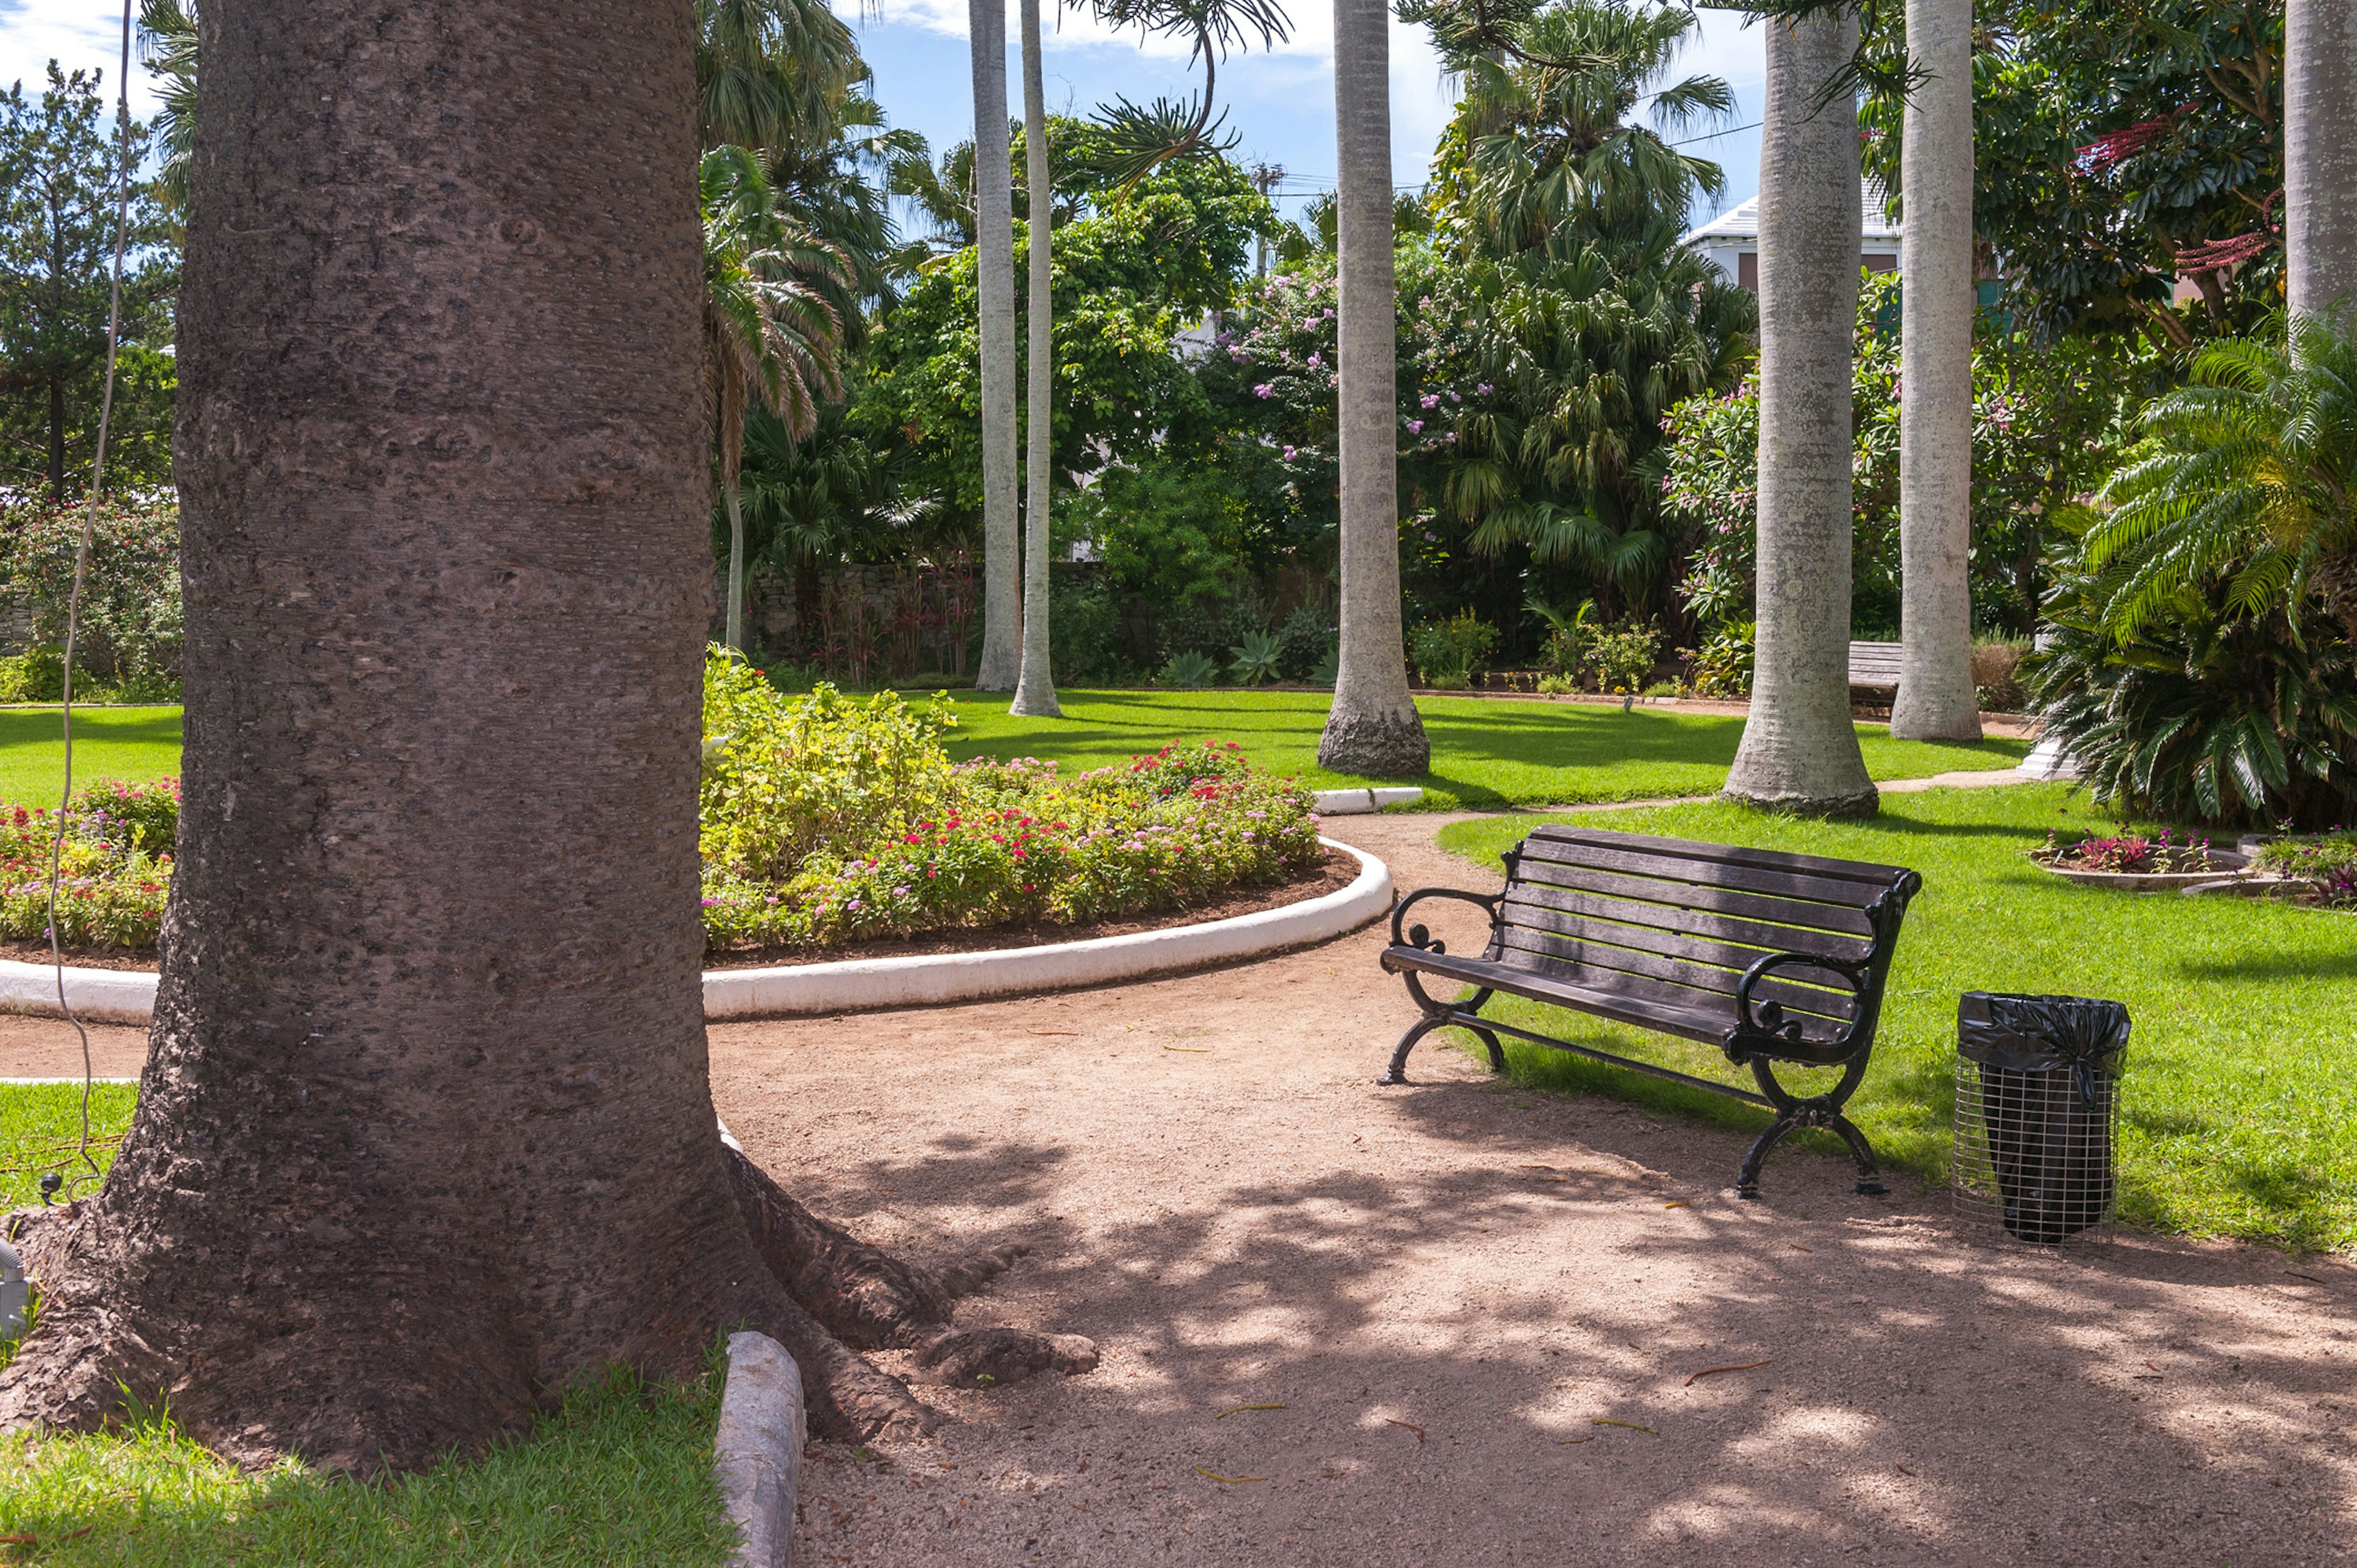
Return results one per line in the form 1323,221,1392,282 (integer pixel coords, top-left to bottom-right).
937,689,2028,809
1434,785,2357,1250
0,1370,732,1567
0,708,182,807
1,1092,730,1567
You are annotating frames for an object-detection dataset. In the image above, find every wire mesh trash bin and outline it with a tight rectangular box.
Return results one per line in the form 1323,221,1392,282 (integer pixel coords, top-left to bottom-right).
1953,992,2130,1244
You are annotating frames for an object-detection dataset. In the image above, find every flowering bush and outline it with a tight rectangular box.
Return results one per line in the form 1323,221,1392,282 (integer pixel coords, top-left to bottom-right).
0,778,179,948
699,676,1324,952
2031,827,2227,875
4,502,184,686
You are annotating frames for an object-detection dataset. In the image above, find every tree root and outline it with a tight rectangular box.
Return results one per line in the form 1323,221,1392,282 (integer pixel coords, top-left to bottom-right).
722,1140,1097,1426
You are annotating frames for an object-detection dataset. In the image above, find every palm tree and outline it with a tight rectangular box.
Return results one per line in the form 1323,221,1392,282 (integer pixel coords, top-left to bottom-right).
2287,0,2357,323
703,145,852,648
971,0,1024,691
1317,0,1430,776
1008,0,1062,717
134,0,196,222
2083,317,2357,644
1889,0,1981,741
1722,6,1877,817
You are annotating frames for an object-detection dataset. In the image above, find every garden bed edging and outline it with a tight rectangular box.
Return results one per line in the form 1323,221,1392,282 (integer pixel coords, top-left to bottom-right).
0,839,1393,1025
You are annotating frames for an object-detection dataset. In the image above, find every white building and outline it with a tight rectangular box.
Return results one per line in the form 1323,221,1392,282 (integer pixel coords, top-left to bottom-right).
1682,177,1903,291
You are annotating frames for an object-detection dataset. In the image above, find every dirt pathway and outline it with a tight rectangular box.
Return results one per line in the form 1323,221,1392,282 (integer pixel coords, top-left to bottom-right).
711,810,2357,1568
2,806,2349,1566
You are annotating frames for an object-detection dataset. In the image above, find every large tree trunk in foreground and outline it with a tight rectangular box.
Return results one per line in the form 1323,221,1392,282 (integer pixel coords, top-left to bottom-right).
1317,0,1428,778
0,0,1088,1474
2286,0,2357,324
1889,0,1981,744
971,0,1022,692
1723,8,1877,819
1007,0,1061,719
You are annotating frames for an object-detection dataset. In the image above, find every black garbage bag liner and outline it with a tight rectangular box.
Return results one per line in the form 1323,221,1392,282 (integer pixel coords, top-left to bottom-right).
1958,993,2131,1243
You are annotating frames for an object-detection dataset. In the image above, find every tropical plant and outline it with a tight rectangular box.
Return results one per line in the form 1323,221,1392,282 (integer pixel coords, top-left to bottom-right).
134,0,196,220
703,145,852,649
1527,593,1598,676
2026,566,2357,830
1159,649,1221,687
1228,631,1283,686
2083,316,2357,644
1722,4,1878,817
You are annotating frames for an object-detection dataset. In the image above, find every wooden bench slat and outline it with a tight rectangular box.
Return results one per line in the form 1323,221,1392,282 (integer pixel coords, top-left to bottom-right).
1514,840,1892,917
1508,860,1879,940
1498,878,1878,962
1495,923,1857,1023
1848,641,1905,687
1387,948,1729,1045
1496,903,1861,1019
1522,824,1913,894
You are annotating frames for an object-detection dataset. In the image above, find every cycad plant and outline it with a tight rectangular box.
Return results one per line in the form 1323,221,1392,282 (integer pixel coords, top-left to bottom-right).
703,145,853,649
2084,314,2357,643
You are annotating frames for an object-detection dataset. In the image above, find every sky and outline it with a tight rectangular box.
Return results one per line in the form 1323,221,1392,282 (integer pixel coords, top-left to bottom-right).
0,0,1769,231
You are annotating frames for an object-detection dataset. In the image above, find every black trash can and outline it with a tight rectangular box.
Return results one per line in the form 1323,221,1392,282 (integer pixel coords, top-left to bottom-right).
1954,992,2131,1244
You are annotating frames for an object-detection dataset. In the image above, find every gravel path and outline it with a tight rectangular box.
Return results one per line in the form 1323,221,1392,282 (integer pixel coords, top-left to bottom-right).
4,803,2350,1566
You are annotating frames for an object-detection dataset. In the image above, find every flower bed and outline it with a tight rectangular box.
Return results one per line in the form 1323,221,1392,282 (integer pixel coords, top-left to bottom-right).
697,651,1325,952
2030,828,2245,890
2251,833,2357,909
0,778,178,948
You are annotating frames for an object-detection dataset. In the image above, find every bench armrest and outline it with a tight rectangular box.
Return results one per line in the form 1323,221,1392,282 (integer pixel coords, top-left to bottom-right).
1389,886,1501,955
1732,951,1870,1051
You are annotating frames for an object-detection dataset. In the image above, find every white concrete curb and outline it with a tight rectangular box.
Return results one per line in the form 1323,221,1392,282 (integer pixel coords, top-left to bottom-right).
0,839,1394,1027
1311,786,1424,815
703,837,1391,1019
714,1329,806,1568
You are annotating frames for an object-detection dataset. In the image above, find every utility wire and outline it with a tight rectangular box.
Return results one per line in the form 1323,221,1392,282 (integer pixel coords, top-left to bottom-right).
43,0,137,1204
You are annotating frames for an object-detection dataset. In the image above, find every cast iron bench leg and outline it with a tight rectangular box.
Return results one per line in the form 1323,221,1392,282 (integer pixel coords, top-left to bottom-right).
1735,1055,1887,1200
1378,984,1504,1085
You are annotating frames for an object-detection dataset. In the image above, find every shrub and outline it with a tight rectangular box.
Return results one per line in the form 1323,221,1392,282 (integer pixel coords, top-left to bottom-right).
1971,639,2029,711
0,647,99,703
1536,671,1579,696
1158,649,1220,687
1050,572,1128,685
1684,620,1754,698
1527,595,1598,678
5,502,184,685
1582,621,1661,697
1274,606,1334,679
1406,610,1497,688
2254,833,2357,907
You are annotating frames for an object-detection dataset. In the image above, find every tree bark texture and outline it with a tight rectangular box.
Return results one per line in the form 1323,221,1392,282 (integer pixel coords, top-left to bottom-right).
1317,0,1428,779
1889,0,1981,743
1723,9,1878,819
0,0,1089,1473
971,0,1023,692
1007,0,1061,719
2287,0,2357,323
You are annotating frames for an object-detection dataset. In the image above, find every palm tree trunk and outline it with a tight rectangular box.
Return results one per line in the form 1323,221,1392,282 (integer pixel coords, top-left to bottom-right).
0,0,1092,1471
2287,0,2357,323
1008,0,1061,719
1890,0,1981,742
1316,0,1428,778
722,368,749,649
1723,7,1877,817
970,0,1022,691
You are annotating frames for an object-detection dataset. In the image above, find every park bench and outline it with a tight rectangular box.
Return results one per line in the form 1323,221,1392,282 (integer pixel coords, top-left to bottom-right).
1377,825,1922,1197
1848,640,1905,697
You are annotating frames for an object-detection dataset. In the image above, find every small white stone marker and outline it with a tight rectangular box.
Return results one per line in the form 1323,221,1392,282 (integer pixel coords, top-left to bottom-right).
714,1330,807,1568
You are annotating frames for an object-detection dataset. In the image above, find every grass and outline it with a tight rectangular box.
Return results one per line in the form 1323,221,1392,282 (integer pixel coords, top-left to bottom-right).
0,1093,731,1567
1433,784,2357,1251
1,1080,136,1210
0,1369,733,1567
0,708,182,807
0,693,2028,813
935,688,2028,809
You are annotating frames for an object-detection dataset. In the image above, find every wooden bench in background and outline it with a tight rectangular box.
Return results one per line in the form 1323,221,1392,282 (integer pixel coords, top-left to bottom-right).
1377,825,1922,1198
1848,640,1905,697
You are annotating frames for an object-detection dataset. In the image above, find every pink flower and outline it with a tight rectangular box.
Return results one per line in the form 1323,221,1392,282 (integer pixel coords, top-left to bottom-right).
1282,446,1296,460
1407,420,1423,433
1476,382,1493,395
1420,394,1440,409
1254,384,1274,399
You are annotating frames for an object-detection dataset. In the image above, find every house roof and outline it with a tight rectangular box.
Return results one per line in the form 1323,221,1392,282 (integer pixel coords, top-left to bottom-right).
1681,177,1903,249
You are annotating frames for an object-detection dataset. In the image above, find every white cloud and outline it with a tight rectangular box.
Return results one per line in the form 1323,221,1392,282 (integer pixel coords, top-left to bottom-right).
0,0,160,118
